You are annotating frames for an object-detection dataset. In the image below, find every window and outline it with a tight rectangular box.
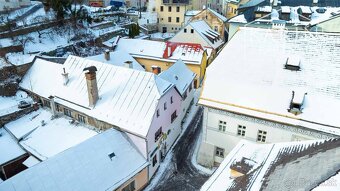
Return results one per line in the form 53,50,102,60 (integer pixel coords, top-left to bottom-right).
171,111,177,123
214,26,218,32
170,96,173,104
122,180,135,191
218,120,226,132
152,154,158,167
78,114,86,123
155,127,162,142
168,6,171,12
215,147,224,158
160,6,163,12
184,28,187,33
168,17,171,22
191,29,194,33
164,102,167,110
257,130,267,142
56,103,60,112
64,108,72,117
156,109,160,117
44,100,51,108
176,17,180,23
234,9,237,14
176,6,180,12
237,125,246,136
183,91,187,100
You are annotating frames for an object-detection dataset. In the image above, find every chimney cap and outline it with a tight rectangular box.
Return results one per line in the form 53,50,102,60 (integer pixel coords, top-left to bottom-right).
83,66,98,73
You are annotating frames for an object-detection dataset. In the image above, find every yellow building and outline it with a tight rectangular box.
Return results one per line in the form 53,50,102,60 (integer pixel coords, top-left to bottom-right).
116,38,208,87
224,0,250,19
188,8,228,41
155,0,191,33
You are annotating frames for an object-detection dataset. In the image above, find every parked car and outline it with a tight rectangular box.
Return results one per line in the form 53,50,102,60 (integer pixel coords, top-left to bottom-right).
18,101,31,109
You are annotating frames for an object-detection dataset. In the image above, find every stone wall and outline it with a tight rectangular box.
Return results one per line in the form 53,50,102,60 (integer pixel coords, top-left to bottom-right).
0,105,36,127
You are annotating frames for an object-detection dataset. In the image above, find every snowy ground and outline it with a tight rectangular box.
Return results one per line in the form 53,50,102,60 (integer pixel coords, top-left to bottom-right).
0,91,33,117
144,89,212,191
5,52,35,66
150,32,175,41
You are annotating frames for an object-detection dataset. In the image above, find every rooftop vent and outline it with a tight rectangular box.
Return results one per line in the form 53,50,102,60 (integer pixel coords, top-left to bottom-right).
61,68,69,85
285,56,301,71
108,152,115,160
288,91,307,115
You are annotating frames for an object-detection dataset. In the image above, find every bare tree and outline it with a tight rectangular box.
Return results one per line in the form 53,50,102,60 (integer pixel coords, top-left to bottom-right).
14,35,34,53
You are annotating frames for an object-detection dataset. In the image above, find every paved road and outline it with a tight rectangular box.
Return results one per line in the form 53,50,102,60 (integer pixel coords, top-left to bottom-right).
149,107,209,191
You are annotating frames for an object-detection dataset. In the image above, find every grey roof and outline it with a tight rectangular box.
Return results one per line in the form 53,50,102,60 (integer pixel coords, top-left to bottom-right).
202,139,340,191
239,0,340,9
0,129,148,191
159,59,196,96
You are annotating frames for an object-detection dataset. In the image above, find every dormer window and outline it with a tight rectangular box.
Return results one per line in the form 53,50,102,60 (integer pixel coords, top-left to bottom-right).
288,91,307,115
285,56,301,71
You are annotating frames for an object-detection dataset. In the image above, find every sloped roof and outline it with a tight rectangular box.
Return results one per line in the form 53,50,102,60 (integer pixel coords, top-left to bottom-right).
0,128,148,191
201,139,340,191
239,0,340,9
189,20,224,49
20,56,173,137
199,27,340,135
207,8,228,22
87,50,145,71
159,59,196,96
0,128,26,166
5,109,97,161
115,39,204,64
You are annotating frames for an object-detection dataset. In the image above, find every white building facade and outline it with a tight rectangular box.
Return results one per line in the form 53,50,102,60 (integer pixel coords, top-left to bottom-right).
197,27,340,168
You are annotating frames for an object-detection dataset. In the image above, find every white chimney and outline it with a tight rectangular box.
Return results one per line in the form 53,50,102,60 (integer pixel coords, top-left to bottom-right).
167,46,171,58
62,68,69,85
313,0,318,5
49,95,57,116
273,0,278,6
124,61,133,69
104,50,110,61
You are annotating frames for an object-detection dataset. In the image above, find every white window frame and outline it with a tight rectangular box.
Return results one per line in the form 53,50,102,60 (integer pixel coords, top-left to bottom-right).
218,120,226,132
215,147,224,158
237,125,246,136
257,130,267,142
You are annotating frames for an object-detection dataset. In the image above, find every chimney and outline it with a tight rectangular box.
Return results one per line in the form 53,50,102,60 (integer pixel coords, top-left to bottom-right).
48,95,57,116
104,50,110,61
152,66,160,75
273,0,278,7
167,46,171,58
313,0,318,6
83,66,99,107
62,68,69,85
124,61,133,69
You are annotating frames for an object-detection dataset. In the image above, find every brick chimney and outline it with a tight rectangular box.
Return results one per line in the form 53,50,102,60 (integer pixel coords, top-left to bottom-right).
152,66,160,75
62,68,69,85
104,50,110,61
83,66,99,107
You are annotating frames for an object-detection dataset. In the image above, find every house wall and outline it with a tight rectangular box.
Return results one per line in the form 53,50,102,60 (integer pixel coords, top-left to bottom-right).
225,2,238,19
116,167,148,191
155,0,189,33
178,80,195,126
197,106,339,167
170,25,211,48
133,57,203,87
189,10,226,40
311,16,340,33
146,86,182,178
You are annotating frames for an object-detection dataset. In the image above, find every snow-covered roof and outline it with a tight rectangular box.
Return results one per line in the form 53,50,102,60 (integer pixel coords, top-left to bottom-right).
0,128,148,191
22,156,40,168
207,8,228,22
5,109,97,161
201,139,340,191
189,20,224,49
256,6,272,12
185,10,201,16
159,59,196,96
0,91,33,117
86,50,145,71
20,56,173,137
116,39,204,64
6,53,35,66
0,128,26,166
199,27,340,135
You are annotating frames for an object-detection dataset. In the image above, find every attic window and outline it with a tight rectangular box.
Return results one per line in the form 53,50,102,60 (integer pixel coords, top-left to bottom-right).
184,28,187,33
285,56,301,71
191,29,194,33
108,152,115,160
288,91,307,115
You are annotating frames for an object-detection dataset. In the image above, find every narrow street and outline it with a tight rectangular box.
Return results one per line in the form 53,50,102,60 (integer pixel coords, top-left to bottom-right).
149,107,210,191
